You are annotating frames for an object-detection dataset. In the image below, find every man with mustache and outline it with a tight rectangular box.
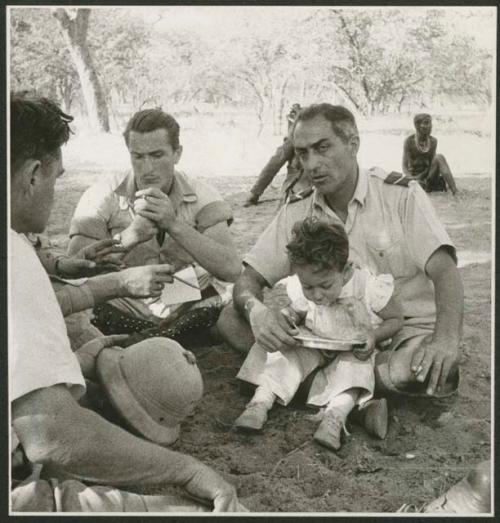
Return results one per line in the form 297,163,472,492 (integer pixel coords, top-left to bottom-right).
220,103,462,400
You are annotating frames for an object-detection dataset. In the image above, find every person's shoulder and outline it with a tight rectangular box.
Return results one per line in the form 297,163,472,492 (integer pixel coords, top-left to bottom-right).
403,134,415,144
368,167,414,188
10,230,29,250
177,171,223,203
10,230,41,269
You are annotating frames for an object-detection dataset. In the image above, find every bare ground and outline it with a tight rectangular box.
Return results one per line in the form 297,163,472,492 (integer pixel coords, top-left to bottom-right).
48,175,492,513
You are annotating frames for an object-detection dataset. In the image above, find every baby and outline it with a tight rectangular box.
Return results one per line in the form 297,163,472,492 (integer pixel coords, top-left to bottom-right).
235,218,404,450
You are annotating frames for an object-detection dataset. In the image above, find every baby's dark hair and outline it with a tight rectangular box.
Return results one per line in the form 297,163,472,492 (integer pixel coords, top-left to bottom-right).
286,217,349,272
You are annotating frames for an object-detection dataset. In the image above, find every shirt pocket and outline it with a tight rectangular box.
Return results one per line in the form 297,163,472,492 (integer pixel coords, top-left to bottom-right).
365,229,416,280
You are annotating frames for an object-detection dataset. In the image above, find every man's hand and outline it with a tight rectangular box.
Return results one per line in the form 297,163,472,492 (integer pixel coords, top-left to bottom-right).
75,238,127,264
248,300,299,353
57,239,127,278
352,332,376,361
134,188,177,232
76,334,130,378
410,334,460,395
120,215,158,248
184,464,245,512
118,264,174,298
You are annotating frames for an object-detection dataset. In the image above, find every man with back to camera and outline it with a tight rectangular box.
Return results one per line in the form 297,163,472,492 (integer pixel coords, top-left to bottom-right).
10,94,244,513
219,103,463,400
68,107,241,338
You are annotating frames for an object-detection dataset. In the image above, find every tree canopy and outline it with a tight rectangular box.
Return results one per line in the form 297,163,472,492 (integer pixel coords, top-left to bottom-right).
10,6,494,132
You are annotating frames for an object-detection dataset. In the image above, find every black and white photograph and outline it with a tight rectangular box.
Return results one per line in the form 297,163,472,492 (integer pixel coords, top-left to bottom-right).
8,4,495,515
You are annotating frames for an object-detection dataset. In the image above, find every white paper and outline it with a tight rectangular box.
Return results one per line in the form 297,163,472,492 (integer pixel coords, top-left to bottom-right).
159,266,201,307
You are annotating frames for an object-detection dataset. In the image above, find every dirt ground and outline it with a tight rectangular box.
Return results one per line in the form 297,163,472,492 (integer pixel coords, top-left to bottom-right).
48,175,492,513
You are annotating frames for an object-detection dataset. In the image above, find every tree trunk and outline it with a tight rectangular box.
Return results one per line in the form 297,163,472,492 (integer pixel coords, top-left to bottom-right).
52,8,110,132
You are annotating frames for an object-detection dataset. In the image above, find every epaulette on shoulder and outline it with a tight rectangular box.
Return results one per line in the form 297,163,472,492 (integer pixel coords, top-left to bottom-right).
383,171,412,187
288,186,314,203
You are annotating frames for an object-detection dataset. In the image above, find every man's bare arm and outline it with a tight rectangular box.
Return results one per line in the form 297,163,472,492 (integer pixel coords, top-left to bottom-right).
411,246,464,394
68,215,157,257
233,265,268,320
233,265,298,352
166,221,241,282
13,385,239,510
134,189,241,282
55,265,175,316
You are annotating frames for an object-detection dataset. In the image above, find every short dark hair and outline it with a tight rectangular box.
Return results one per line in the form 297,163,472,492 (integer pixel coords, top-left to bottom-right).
414,113,432,125
10,93,73,170
293,103,358,144
123,108,180,149
286,217,349,272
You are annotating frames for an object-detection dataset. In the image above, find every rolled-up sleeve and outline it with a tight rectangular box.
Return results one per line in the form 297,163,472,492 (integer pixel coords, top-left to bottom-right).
69,184,114,240
243,204,302,287
191,179,234,232
196,201,233,231
402,182,456,271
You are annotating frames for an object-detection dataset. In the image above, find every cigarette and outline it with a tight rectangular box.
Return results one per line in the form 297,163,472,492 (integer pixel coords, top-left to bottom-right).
172,274,200,290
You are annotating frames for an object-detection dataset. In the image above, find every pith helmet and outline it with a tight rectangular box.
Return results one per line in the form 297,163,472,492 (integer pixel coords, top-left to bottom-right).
96,338,203,446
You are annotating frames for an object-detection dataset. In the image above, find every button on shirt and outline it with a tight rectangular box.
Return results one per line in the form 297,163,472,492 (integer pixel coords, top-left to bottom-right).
69,170,233,272
244,167,456,328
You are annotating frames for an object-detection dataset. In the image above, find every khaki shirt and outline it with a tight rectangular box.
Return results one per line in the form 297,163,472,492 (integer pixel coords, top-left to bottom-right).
244,167,456,328
70,170,233,272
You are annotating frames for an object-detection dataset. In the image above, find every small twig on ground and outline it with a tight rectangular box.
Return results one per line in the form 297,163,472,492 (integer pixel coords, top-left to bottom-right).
214,417,233,429
269,440,310,478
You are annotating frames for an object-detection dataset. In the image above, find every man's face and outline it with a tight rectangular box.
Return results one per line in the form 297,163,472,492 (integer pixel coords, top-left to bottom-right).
30,149,64,233
293,115,359,196
128,129,182,194
415,116,432,136
295,264,345,306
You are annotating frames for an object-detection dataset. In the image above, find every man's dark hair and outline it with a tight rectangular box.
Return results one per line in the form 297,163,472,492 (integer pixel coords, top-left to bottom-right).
293,103,358,144
123,108,180,150
286,217,349,272
10,93,73,170
414,113,432,125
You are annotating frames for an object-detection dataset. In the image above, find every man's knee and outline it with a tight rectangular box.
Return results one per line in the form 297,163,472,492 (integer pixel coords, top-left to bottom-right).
216,302,254,353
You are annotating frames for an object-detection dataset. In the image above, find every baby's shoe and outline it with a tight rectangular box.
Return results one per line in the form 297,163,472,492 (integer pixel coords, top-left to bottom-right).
313,409,345,450
352,398,388,439
234,402,269,432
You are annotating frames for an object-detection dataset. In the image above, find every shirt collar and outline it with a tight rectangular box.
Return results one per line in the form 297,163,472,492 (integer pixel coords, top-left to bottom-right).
312,165,368,213
114,170,198,212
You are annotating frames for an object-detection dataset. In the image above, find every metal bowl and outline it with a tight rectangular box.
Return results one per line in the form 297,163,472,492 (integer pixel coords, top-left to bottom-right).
294,333,366,352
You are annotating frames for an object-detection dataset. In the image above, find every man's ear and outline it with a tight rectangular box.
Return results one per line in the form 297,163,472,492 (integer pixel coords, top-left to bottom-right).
173,145,183,165
13,159,41,196
349,135,360,156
